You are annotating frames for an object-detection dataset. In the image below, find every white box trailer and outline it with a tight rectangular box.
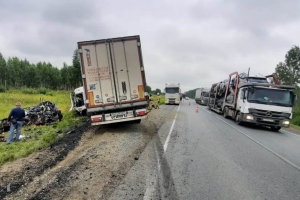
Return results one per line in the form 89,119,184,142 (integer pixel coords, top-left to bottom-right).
77,35,148,125
195,88,210,105
195,88,201,103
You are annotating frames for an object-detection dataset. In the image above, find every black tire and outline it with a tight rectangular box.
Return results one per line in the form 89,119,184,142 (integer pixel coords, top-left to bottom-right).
270,126,281,131
208,105,211,110
235,112,243,125
134,119,141,123
223,107,230,119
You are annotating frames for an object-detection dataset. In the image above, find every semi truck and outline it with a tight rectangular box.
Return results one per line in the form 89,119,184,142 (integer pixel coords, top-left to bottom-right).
165,83,181,105
195,88,210,105
76,35,148,125
207,71,296,131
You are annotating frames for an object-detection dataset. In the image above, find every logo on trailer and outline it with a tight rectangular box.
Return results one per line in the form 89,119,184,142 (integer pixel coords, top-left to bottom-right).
133,90,136,94
105,94,108,97
84,49,92,66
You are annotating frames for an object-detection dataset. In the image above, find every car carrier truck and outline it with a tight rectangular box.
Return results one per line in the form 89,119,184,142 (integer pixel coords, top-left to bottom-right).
207,71,296,131
77,35,148,125
165,83,181,105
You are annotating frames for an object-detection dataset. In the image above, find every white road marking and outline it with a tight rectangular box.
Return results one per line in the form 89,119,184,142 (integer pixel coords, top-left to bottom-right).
163,105,180,152
281,129,300,138
199,106,212,114
215,116,300,171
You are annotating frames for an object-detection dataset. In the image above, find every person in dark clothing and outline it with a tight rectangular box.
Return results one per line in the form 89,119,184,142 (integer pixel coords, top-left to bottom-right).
7,102,26,144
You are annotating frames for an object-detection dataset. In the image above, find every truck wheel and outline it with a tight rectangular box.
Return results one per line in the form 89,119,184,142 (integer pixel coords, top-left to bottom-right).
235,112,243,125
270,126,281,131
134,119,141,123
223,107,230,119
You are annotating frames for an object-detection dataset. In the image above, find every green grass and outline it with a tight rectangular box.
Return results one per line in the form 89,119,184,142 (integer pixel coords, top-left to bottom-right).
0,89,86,167
290,124,300,131
152,95,165,105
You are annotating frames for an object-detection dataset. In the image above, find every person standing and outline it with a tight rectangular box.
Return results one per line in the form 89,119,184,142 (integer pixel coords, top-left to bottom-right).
7,102,25,144
148,94,153,110
156,93,160,109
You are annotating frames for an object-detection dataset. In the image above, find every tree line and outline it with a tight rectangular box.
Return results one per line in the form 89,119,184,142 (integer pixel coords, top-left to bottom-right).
0,51,82,91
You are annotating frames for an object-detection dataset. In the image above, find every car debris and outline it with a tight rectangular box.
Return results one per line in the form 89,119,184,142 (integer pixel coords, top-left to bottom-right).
23,101,63,126
0,101,63,133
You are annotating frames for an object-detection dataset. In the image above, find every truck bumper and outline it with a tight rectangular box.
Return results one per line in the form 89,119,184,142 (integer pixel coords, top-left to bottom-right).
91,115,146,126
240,113,290,128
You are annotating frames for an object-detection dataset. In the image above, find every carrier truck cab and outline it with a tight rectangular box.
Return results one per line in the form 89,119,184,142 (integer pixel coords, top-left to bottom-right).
208,72,296,131
77,35,148,125
164,83,181,105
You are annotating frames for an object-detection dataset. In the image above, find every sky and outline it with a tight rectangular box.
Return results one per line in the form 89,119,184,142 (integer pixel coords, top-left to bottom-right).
0,0,300,92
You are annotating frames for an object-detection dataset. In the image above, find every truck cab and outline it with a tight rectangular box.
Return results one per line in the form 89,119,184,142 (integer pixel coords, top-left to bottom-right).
164,83,181,105
70,86,87,115
230,83,295,131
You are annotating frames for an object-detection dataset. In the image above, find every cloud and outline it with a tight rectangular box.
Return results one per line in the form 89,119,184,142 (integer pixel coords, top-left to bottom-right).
0,0,300,92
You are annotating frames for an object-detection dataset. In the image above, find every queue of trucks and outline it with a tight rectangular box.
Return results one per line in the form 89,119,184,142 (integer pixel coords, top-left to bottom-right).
70,35,296,131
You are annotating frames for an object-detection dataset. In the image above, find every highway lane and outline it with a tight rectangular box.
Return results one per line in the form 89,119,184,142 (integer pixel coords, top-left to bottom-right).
164,100,300,200
109,100,300,199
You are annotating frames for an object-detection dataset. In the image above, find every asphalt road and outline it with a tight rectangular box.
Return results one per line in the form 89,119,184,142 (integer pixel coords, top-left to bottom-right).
110,100,300,200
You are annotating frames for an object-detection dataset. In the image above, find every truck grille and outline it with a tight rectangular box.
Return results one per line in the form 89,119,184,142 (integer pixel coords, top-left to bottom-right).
168,98,176,103
248,108,290,125
249,109,290,118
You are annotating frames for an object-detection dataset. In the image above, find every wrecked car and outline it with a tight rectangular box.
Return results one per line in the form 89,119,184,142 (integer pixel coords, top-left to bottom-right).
0,101,63,133
23,101,63,125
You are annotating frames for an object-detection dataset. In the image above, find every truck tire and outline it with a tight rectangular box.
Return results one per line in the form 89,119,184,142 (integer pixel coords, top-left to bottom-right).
235,112,243,125
134,119,141,123
270,126,281,131
223,107,230,119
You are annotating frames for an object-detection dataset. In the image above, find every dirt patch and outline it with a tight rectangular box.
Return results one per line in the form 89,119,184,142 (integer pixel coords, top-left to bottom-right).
0,121,90,200
0,106,175,200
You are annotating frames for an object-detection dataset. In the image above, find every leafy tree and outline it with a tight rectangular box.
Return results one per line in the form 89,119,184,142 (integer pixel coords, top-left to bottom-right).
154,88,161,94
0,53,7,87
275,46,300,86
145,85,151,93
185,88,198,98
72,49,82,87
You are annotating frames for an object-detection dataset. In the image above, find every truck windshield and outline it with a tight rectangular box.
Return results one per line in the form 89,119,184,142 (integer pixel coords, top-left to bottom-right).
247,88,292,107
201,92,209,97
165,88,179,93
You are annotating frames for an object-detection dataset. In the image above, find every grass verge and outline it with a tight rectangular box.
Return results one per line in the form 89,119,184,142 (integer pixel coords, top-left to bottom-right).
0,89,87,167
290,124,300,131
0,111,86,167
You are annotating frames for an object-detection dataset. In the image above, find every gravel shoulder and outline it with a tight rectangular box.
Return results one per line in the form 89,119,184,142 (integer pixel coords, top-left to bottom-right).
0,106,174,200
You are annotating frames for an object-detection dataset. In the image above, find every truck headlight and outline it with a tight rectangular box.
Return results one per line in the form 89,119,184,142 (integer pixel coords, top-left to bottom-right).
282,120,290,125
245,114,253,120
